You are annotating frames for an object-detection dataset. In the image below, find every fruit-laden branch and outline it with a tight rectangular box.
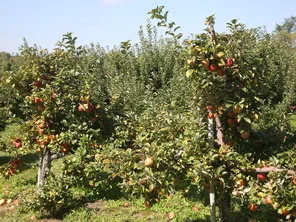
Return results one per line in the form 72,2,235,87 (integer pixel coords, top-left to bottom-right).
253,167,296,175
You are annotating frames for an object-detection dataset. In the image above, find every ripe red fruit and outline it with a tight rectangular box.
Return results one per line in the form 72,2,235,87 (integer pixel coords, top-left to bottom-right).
281,208,290,216
265,195,273,205
201,59,209,70
227,141,233,147
144,200,152,208
168,212,175,220
232,190,239,196
241,131,249,139
193,205,199,211
207,105,214,111
249,203,258,212
227,58,234,67
187,59,195,67
11,161,19,168
9,168,15,175
208,113,216,119
34,81,41,87
236,179,245,188
257,173,267,181
61,148,68,154
78,104,84,112
227,119,236,127
209,64,218,72
34,97,42,104
50,93,57,100
37,105,45,111
14,142,22,148
61,143,70,149
86,103,94,113
38,128,44,135
0,199,7,206
227,111,234,118
49,134,56,141
94,154,100,160
145,157,154,167
216,68,225,76
30,215,37,221
124,201,130,207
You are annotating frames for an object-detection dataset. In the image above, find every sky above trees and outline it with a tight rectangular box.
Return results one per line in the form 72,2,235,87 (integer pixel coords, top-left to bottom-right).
1,0,296,53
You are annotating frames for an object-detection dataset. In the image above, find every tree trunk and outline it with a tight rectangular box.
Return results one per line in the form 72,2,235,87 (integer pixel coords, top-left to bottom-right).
218,191,231,222
208,112,216,222
37,148,52,192
209,183,216,222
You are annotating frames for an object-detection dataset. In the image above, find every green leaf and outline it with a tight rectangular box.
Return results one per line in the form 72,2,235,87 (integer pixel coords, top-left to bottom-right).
186,69,194,78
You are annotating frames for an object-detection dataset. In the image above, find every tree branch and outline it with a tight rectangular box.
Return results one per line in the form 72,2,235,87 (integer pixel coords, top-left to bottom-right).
253,167,296,176
215,115,224,145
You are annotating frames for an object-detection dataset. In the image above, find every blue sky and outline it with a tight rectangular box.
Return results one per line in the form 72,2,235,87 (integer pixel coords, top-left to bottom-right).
1,0,295,54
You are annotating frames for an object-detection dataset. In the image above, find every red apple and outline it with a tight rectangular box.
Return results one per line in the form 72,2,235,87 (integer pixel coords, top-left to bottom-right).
201,59,209,70
78,104,84,112
168,212,175,220
265,195,273,205
209,64,218,72
232,190,239,196
30,215,37,221
227,58,234,67
38,128,44,135
49,134,56,141
208,113,216,119
145,157,154,167
249,203,258,212
206,105,214,111
241,131,249,139
11,161,19,168
216,68,225,76
86,103,94,113
61,143,70,149
94,154,100,160
9,168,15,175
0,199,6,206
34,97,42,104
257,173,267,181
38,105,45,111
187,59,195,67
227,111,234,118
144,200,152,208
61,148,68,154
227,119,236,127
227,141,233,147
34,81,41,87
193,205,199,211
124,201,130,207
14,142,22,148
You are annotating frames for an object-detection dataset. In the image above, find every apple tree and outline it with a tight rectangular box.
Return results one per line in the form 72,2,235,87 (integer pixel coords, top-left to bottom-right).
149,6,296,222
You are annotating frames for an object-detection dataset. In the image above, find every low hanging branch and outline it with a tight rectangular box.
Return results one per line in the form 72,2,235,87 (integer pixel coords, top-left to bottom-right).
254,167,296,176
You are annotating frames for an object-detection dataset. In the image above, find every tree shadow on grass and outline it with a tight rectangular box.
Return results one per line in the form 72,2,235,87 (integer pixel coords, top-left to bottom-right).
0,153,39,171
